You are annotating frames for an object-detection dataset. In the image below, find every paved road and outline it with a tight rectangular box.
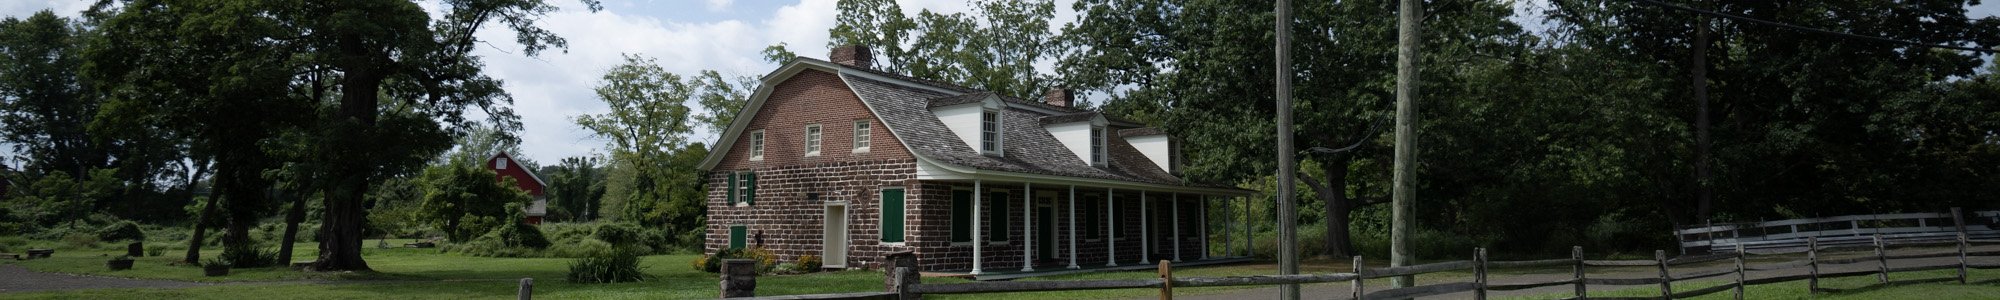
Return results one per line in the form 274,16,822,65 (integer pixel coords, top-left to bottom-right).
1165,246,2000,300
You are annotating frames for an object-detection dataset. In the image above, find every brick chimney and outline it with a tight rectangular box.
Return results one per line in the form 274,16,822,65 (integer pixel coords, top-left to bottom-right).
1044,88,1073,107
831,45,872,69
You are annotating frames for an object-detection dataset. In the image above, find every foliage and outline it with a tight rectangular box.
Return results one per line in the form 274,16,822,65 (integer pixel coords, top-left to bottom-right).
546,237,617,258
545,156,605,222
591,222,642,245
692,247,779,274
573,54,711,239
825,0,1060,100
4,169,124,229
565,250,649,283
447,220,551,258
97,220,145,242
415,159,533,242
796,254,822,272
219,242,278,268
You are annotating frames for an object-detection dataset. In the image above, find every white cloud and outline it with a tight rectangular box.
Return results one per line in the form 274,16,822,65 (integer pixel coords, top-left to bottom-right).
707,0,734,12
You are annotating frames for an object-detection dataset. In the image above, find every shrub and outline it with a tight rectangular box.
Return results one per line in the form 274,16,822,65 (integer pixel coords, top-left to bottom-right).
773,262,799,274
98,221,146,242
592,222,642,246
447,222,551,257
542,222,595,244
546,238,616,258
797,254,822,272
566,250,648,283
220,243,279,268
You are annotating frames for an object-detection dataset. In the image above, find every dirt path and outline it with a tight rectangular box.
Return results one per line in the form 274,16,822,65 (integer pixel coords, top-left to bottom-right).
1167,247,1999,300
0,264,517,294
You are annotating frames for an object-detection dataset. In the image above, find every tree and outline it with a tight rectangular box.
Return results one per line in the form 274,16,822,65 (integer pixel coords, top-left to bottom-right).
416,158,533,242
546,156,605,222
86,0,599,270
573,54,704,233
826,0,1061,99
692,70,755,135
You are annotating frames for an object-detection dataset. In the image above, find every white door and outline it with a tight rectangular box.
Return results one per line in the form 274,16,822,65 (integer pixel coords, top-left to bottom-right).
824,205,849,269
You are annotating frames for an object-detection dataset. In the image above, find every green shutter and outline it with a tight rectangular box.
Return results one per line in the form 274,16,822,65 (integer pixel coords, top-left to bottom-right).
990,192,1009,242
746,172,756,205
727,173,737,204
951,190,973,243
729,225,747,249
881,189,905,243
1085,195,1100,239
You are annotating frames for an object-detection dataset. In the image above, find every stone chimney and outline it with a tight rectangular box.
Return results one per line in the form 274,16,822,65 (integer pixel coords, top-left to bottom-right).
1044,88,1073,107
831,45,872,69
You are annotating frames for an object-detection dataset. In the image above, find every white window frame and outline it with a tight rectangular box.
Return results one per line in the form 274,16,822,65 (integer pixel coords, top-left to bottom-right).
734,171,753,207
805,124,823,156
879,186,908,246
1090,126,1105,167
981,110,1002,154
852,119,871,153
750,130,766,161
495,157,509,169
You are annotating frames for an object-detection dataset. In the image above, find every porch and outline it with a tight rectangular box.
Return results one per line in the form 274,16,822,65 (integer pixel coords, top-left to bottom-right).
925,256,1255,281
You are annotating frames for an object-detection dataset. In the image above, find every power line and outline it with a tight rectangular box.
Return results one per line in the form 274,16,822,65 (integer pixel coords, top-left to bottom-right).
1625,0,1997,53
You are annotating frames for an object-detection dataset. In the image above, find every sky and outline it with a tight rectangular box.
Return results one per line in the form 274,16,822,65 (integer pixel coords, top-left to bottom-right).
0,0,1995,167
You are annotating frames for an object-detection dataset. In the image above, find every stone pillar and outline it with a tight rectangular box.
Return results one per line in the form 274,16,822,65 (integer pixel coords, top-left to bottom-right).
127,242,144,257
720,259,757,298
883,250,922,300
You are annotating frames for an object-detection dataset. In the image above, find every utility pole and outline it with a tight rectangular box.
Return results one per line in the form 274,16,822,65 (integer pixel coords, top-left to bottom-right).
1692,0,1714,223
1273,0,1300,299
1392,0,1422,291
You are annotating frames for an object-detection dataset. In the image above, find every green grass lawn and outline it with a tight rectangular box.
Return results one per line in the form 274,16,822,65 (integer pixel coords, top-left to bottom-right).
7,243,1998,299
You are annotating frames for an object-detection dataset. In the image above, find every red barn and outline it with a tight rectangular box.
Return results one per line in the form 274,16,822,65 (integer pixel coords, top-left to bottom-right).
485,152,548,225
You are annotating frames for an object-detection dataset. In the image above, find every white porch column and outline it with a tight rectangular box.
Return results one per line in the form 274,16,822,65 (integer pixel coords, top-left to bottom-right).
1022,182,1034,272
1243,197,1252,257
1068,185,1079,269
1139,190,1149,265
972,179,983,275
1223,194,1232,258
1173,193,1183,262
1106,187,1117,267
1200,195,1209,260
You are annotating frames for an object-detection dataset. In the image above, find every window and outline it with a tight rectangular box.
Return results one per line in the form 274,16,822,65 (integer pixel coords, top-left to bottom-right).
495,158,509,169
853,120,871,152
981,111,1000,153
1084,194,1101,240
730,172,755,205
1090,126,1105,166
805,124,823,156
880,187,906,243
729,225,748,249
989,191,1009,242
750,130,766,160
950,189,974,243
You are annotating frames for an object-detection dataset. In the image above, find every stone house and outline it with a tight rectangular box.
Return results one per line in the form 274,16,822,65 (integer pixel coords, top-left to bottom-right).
698,45,1254,278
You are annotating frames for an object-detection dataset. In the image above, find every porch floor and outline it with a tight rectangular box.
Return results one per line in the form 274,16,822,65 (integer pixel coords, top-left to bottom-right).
922,256,1254,281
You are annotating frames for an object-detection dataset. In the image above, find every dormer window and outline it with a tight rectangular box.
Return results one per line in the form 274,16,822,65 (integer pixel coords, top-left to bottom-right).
981,111,1001,153
1090,126,1105,166
496,158,509,169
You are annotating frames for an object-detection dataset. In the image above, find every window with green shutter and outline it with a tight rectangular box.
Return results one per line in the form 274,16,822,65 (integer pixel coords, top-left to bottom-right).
745,172,756,205
1085,195,1100,239
989,192,1009,242
727,173,738,204
950,189,973,243
729,225,747,249
880,188,905,243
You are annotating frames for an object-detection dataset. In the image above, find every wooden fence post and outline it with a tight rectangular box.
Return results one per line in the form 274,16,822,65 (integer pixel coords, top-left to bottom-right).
1954,207,1968,285
1734,244,1745,300
1352,256,1364,300
518,278,532,300
1874,234,1888,284
1656,250,1673,300
1159,260,1173,300
1808,237,1819,295
1475,248,1488,300
1573,246,1585,300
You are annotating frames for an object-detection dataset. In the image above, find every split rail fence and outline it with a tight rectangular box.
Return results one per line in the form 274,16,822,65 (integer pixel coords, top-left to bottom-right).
718,208,2000,300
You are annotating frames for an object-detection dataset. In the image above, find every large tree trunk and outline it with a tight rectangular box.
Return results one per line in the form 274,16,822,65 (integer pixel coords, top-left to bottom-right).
219,154,269,263
1320,155,1355,257
315,33,382,271
184,167,225,264
1691,10,1715,222
278,188,307,265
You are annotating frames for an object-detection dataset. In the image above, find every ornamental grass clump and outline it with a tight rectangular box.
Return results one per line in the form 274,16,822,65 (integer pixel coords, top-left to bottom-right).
565,250,648,283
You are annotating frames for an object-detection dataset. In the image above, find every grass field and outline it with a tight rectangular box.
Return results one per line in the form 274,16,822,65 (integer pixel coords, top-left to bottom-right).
6,242,1998,299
